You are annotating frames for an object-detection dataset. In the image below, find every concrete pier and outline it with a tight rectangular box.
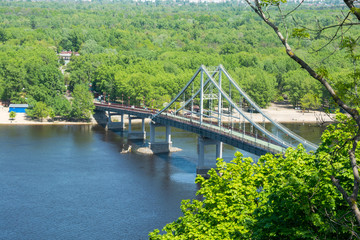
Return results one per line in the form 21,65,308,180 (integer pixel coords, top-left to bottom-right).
197,136,223,176
105,111,125,131
149,122,172,153
127,115,146,140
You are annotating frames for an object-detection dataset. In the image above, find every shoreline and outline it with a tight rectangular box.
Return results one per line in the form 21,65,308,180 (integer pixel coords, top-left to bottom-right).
0,103,337,126
0,106,97,125
0,122,96,125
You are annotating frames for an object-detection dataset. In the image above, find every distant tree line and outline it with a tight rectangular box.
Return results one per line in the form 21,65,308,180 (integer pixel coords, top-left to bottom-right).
0,1,356,116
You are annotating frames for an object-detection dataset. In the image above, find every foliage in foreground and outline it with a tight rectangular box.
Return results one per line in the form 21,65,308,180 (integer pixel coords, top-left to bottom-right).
150,113,360,239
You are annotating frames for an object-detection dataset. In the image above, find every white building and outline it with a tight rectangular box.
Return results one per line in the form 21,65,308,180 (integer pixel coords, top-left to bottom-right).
58,51,80,65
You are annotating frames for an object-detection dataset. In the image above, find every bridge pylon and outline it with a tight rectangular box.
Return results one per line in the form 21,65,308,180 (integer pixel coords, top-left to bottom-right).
153,64,318,153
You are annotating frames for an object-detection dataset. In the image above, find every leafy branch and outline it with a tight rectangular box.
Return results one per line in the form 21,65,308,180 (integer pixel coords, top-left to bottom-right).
245,0,360,226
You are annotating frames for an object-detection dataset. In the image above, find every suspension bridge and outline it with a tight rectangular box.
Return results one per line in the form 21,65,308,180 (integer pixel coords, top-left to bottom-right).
95,65,318,174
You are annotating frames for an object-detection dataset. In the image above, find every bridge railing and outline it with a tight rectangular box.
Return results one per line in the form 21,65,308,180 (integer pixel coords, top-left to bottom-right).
94,102,158,114
155,112,287,154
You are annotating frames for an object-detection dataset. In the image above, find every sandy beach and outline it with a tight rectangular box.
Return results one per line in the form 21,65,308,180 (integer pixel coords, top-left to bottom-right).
0,106,97,125
243,103,336,124
0,103,336,125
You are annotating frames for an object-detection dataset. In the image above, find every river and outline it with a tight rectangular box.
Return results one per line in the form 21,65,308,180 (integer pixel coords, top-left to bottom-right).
0,123,326,239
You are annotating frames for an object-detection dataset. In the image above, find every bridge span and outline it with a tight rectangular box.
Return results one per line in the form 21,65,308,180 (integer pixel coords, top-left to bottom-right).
94,65,318,174
95,102,284,175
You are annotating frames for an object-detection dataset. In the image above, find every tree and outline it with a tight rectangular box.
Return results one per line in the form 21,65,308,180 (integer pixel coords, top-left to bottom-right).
0,28,8,43
300,93,321,112
244,0,360,228
48,107,55,121
150,144,358,239
283,69,322,107
70,84,95,121
80,39,104,55
9,111,16,120
26,101,50,121
30,16,36,29
59,57,65,66
235,67,277,108
48,96,72,119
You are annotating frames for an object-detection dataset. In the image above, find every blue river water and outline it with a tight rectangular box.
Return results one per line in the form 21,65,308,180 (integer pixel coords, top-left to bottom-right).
0,123,324,239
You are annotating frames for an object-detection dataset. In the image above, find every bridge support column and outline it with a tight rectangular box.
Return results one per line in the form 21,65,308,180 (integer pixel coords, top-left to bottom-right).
197,136,223,176
105,111,125,131
127,114,146,140
149,122,172,154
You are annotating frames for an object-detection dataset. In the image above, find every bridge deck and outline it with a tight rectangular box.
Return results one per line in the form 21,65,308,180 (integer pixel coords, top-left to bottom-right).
175,115,284,152
95,103,286,155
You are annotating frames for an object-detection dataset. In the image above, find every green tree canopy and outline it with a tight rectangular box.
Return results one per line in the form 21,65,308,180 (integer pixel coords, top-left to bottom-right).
26,101,50,121
70,84,94,121
234,67,277,108
9,111,16,120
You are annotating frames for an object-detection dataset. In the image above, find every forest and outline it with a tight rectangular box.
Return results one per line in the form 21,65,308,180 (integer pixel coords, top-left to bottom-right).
1,1,360,238
0,1,356,119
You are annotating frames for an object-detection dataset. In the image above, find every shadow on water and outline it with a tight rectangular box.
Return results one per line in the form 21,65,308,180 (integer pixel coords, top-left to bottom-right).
93,124,198,178
90,125,191,183
94,122,261,175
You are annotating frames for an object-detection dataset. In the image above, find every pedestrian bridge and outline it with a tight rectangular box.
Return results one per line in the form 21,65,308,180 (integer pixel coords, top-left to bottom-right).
94,65,318,174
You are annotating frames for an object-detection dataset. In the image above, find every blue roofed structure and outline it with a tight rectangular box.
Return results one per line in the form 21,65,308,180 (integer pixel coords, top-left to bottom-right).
9,104,29,113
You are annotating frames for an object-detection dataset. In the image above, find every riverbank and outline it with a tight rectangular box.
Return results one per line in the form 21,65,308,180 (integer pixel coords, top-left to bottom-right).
239,103,336,124
0,103,336,125
0,106,97,125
